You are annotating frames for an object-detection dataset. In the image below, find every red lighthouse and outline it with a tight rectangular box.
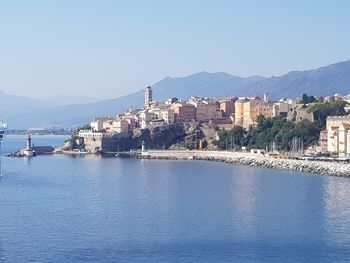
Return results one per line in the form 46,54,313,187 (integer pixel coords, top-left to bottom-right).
27,131,32,150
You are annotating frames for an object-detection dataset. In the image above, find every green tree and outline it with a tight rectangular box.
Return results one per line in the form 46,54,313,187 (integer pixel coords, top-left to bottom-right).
293,119,322,147
76,124,91,132
230,126,246,146
215,126,247,150
301,94,316,104
215,115,323,152
308,101,347,128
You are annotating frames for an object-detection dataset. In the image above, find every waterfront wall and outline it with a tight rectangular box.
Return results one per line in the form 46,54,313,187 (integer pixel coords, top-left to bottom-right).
84,137,102,153
140,150,350,177
144,150,261,159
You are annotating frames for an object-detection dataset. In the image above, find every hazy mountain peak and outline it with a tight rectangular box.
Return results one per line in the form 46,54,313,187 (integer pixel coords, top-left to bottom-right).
2,59,350,128
40,95,99,106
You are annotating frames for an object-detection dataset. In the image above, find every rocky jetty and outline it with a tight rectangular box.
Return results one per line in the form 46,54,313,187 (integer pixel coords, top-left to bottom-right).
133,151,350,177
225,156,350,177
8,146,55,157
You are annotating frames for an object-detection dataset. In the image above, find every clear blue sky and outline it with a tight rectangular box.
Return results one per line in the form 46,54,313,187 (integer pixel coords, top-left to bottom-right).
0,0,349,99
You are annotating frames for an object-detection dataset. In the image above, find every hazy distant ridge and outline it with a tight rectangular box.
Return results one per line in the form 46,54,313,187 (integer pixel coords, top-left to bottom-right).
2,60,350,128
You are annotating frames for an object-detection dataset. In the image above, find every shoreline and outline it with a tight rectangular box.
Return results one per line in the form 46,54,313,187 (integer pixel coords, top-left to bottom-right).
122,150,350,177
6,134,69,138
55,149,350,177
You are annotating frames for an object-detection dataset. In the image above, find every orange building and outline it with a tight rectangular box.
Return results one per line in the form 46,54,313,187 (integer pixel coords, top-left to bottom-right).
171,102,196,122
219,97,237,117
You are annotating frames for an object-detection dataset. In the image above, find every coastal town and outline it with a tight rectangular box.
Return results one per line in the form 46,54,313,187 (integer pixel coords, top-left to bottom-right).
61,85,350,160
4,2,350,262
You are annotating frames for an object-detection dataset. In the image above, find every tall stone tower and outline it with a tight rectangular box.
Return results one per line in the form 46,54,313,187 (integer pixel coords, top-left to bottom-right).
145,86,153,107
263,92,270,103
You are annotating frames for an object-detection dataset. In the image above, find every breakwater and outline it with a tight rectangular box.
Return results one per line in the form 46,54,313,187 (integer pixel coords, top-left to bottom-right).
132,150,350,177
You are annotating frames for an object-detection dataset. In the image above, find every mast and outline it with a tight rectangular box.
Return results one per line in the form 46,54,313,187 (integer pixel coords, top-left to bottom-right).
0,120,7,177
0,140,2,177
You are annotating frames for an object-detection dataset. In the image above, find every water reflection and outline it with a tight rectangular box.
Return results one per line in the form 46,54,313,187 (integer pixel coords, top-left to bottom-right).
0,238,5,263
324,177,350,247
2,140,350,262
230,165,258,240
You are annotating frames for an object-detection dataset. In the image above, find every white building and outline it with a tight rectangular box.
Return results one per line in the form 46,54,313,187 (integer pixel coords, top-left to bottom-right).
78,129,105,139
90,117,113,132
111,119,129,133
273,99,295,117
90,120,104,132
326,116,350,156
149,119,167,128
139,110,158,129
148,108,174,124
102,120,113,132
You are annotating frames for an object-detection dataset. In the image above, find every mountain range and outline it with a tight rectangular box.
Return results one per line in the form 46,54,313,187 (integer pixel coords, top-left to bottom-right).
39,95,99,106
2,60,350,128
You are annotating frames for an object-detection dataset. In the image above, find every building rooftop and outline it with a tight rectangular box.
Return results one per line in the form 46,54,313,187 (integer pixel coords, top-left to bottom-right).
327,115,350,119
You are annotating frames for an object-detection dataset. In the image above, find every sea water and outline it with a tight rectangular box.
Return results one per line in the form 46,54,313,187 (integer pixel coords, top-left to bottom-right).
0,136,350,262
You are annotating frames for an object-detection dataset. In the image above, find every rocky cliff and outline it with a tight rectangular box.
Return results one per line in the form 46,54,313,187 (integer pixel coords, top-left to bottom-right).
58,122,218,153
102,122,209,152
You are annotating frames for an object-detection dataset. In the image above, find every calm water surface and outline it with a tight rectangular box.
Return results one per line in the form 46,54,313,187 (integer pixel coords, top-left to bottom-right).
1,136,350,262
